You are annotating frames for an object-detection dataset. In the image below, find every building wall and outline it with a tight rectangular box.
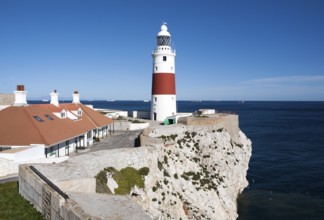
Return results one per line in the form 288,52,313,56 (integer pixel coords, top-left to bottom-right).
0,145,45,162
0,94,14,105
46,138,78,158
151,94,176,121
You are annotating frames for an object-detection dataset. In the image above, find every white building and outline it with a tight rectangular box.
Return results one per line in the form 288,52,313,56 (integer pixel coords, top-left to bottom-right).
0,85,113,161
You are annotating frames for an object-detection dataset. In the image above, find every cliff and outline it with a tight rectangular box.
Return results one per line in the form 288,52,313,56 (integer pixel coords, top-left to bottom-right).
137,124,252,219
19,123,251,219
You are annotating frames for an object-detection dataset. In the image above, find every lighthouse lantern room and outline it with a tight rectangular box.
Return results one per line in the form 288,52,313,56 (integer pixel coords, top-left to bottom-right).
151,23,177,121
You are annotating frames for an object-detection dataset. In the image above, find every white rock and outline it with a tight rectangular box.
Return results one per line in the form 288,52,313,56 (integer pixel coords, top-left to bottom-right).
107,172,118,194
138,124,252,220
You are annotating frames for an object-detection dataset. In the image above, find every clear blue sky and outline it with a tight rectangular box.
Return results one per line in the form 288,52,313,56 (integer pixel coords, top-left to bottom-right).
1,0,323,101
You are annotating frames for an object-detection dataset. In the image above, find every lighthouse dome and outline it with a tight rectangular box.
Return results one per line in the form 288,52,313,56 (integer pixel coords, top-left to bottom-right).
158,23,171,37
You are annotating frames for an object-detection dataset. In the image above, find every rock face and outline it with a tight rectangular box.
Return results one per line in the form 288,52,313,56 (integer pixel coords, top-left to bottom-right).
137,124,252,220
22,123,251,220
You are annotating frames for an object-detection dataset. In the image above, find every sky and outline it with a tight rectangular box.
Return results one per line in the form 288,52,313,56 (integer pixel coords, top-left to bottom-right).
0,0,323,101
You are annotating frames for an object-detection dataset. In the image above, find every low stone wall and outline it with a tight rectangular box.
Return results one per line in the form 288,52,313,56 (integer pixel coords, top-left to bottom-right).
19,165,99,220
130,122,149,130
113,121,149,131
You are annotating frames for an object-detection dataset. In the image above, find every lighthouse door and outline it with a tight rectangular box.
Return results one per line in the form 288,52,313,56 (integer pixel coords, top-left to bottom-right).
154,113,157,121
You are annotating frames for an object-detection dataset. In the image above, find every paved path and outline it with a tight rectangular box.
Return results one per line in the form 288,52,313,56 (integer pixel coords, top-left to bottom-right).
70,130,143,156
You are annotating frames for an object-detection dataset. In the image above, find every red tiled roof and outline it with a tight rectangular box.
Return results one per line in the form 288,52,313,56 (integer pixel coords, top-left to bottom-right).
0,103,113,147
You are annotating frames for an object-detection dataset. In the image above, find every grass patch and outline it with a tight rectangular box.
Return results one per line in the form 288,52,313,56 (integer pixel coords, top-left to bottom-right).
95,170,112,194
0,182,44,219
96,167,149,195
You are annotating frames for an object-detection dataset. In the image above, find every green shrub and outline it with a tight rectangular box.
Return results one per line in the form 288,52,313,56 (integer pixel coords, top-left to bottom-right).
164,155,168,164
158,160,163,171
170,134,178,140
96,167,147,195
181,174,189,181
163,170,170,177
114,167,144,194
95,170,112,194
139,167,150,176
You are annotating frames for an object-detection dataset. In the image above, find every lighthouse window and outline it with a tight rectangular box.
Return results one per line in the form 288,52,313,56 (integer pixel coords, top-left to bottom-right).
155,97,157,102
155,67,158,71
163,56,167,61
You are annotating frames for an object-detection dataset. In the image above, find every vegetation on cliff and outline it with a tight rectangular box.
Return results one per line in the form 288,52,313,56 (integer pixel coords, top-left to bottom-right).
95,167,149,195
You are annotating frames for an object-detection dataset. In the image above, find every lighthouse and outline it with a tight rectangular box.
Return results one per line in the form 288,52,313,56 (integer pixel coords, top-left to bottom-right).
151,23,177,121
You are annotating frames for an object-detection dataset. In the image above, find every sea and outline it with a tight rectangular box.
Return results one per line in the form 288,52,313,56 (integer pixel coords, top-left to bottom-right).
31,100,324,219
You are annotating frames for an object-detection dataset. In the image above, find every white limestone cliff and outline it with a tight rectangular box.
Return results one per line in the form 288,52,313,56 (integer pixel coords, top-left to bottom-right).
136,124,252,220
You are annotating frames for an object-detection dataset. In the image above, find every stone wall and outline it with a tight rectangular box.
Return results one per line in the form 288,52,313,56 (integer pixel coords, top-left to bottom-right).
113,121,149,131
19,164,99,220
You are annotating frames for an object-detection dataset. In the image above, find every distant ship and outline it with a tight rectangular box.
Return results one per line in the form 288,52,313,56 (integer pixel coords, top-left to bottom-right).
143,100,150,102
107,99,115,102
42,99,49,102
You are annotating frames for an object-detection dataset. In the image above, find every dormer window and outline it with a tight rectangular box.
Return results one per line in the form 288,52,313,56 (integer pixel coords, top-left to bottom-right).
77,108,82,116
60,109,67,118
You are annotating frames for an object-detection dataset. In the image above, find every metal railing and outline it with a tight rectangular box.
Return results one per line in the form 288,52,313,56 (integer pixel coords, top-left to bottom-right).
29,165,69,200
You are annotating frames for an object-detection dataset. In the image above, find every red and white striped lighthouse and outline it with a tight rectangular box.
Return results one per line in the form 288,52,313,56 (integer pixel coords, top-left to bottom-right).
151,23,177,121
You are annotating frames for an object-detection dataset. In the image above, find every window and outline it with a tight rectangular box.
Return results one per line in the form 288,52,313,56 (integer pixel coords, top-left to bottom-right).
171,67,173,70
154,97,157,102
33,116,44,122
44,114,54,120
163,56,167,61
61,112,65,118
155,66,158,71
87,131,92,139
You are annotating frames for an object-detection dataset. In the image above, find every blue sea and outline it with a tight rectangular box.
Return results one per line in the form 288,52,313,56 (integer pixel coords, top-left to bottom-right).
31,100,324,219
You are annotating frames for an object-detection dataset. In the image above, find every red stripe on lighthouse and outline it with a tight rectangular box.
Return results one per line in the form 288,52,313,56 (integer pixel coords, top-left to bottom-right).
152,73,176,95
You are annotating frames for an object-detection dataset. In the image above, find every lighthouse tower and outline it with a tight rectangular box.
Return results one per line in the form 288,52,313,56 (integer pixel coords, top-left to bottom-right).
151,23,177,121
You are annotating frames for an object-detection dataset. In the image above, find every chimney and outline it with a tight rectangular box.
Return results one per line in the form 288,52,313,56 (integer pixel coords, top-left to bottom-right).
13,85,28,106
72,90,80,104
50,90,59,106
